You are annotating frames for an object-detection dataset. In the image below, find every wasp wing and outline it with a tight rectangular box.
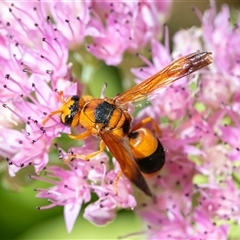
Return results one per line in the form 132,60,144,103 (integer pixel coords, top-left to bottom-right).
115,51,212,104
99,131,152,197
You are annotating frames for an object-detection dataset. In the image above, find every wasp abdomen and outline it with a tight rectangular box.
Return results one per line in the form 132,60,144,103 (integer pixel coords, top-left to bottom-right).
135,139,165,175
129,128,165,175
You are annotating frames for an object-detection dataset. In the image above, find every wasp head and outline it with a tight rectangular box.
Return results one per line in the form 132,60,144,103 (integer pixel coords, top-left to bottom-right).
60,95,81,127
42,94,83,127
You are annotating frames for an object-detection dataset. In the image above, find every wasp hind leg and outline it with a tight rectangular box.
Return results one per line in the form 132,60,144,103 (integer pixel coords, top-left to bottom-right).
131,117,161,135
68,130,92,140
65,139,106,163
65,130,105,163
113,170,122,195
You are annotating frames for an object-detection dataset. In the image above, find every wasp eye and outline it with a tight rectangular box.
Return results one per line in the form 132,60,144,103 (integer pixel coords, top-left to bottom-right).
63,115,74,125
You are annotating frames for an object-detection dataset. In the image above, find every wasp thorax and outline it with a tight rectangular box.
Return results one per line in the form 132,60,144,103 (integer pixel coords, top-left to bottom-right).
61,95,80,126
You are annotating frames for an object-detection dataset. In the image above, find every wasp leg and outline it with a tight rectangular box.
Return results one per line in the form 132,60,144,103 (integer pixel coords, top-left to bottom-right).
42,91,65,125
57,90,65,103
65,140,106,163
42,109,62,125
113,170,122,195
131,117,161,135
83,95,94,102
68,130,92,140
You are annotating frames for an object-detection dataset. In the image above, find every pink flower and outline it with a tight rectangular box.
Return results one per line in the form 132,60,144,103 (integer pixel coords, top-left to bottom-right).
132,38,172,82
1,0,239,238
48,1,99,49
172,27,203,57
1,79,79,176
32,139,136,232
1,1,171,233
202,3,240,76
87,1,172,65
33,165,91,233
129,3,240,239
0,2,69,80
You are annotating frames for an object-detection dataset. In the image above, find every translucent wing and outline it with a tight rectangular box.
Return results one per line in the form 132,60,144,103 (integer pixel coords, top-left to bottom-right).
99,131,152,197
115,51,212,104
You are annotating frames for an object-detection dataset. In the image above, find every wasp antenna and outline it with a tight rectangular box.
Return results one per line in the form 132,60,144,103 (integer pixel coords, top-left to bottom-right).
100,82,108,98
57,90,65,103
42,109,62,125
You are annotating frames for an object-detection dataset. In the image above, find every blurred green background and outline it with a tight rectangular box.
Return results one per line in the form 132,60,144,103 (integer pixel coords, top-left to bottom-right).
1,1,240,239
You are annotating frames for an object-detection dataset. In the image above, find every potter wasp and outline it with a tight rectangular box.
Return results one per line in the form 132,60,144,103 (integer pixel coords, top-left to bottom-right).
43,51,212,197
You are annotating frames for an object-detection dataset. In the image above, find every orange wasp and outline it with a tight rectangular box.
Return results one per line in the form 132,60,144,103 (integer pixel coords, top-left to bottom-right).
43,51,212,197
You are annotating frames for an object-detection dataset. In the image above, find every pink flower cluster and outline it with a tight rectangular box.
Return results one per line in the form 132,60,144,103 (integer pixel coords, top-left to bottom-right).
132,2,240,239
0,0,171,233
1,0,239,238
